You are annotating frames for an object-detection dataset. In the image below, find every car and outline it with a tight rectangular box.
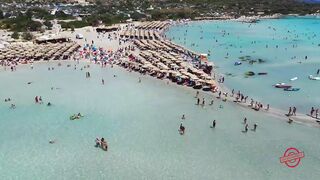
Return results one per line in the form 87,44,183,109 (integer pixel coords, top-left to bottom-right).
76,34,83,39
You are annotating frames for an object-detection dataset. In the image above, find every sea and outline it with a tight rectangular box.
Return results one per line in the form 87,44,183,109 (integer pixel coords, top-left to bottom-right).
0,16,320,180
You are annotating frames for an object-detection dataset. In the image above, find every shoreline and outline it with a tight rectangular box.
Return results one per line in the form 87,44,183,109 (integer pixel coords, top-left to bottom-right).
1,16,319,127
161,18,320,128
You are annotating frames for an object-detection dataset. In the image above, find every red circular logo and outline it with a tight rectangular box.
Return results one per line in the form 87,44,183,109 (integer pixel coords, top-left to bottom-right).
280,147,304,168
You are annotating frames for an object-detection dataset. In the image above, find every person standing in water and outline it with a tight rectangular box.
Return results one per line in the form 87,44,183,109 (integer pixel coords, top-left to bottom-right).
181,114,185,120
201,98,205,107
197,98,200,105
195,91,199,98
252,124,257,131
292,107,296,116
310,107,315,117
209,99,214,105
243,117,247,124
102,78,105,85
287,107,292,116
179,123,185,135
211,120,216,128
243,124,248,133
317,69,320,75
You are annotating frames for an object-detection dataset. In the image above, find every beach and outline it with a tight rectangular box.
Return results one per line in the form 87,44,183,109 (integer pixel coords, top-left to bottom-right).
1,16,320,179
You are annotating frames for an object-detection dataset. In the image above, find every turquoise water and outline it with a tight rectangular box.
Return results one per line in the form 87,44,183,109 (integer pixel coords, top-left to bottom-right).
166,16,320,112
1,61,320,179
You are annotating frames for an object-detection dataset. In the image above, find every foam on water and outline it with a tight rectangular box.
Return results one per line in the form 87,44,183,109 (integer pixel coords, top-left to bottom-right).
0,61,320,179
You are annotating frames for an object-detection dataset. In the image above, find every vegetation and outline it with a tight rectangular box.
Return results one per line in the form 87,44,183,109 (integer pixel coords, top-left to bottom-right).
43,20,53,30
11,31,20,39
0,15,42,32
0,10,4,19
22,32,33,41
0,0,320,35
59,14,126,30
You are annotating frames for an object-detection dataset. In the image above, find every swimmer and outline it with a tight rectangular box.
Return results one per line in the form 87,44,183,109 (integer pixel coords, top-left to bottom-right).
138,77,141,83
288,118,293,124
181,114,185,120
10,104,16,109
95,137,101,147
47,102,51,106
49,140,55,144
27,82,32,85
209,99,214,105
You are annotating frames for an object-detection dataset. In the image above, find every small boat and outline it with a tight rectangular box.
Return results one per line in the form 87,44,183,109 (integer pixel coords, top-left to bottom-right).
202,86,212,91
258,72,268,75
273,83,292,89
290,77,298,81
193,84,202,89
234,61,242,66
245,71,255,76
309,75,320,80
284,87,300,91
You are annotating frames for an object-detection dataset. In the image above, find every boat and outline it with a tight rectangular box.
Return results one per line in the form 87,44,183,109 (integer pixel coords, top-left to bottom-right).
284,87,300,91
245,71,255,76
290,77,298,81
193,83,202,89
234,61,242,66
202,86,212,91
273,83,292,89
258,72,268,75
309,75,320,80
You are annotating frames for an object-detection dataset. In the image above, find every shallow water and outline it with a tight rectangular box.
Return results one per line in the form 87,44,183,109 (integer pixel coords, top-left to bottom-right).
166,17,320,112
0,61,320,179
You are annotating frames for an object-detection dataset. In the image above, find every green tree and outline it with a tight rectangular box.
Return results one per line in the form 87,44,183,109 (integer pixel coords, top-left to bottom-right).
0,10,4,19
11,31,20,39
22,32,33,41
43,20,53,30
